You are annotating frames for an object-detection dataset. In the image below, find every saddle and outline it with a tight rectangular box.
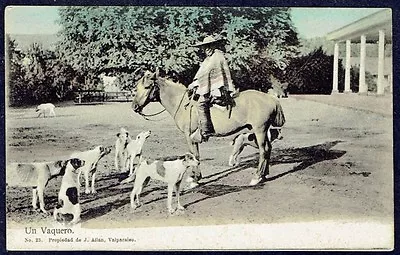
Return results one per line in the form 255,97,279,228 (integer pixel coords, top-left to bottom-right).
186,87,236,118
188,87,236,108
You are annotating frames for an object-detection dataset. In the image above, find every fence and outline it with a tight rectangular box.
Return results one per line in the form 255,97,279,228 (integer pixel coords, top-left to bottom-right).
74,90,133,104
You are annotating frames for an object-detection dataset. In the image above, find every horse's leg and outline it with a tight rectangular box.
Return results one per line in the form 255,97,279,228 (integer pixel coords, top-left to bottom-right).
249,126,272,186
185,133,201,188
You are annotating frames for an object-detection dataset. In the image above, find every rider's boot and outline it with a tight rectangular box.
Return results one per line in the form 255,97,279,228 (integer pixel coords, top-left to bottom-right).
190,97,214,143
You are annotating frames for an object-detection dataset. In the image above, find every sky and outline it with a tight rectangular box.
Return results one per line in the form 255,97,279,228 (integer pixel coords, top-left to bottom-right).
5,6,386,38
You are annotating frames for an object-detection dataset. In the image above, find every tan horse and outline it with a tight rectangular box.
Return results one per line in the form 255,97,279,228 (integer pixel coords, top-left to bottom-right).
131,71,285,186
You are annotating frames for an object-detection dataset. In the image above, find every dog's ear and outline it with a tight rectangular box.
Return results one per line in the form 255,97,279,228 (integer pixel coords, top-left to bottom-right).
99,146,105,153
59,160,69,176
116,132,120,137
54,160,63,168
184,153,195,162
70,158,84,169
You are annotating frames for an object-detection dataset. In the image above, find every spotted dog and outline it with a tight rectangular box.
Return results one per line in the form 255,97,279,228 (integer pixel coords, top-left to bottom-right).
130,153,200,214
36,103,56,118
115,127,132,173
6,160,68,213
71,145,112,194
120,130,151,184
228,127,283,167
53,158,85,225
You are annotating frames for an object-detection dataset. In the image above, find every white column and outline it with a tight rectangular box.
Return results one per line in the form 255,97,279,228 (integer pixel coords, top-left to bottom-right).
332,42,339,94
358,35,367,94
344,39,352,93
377,30,385,95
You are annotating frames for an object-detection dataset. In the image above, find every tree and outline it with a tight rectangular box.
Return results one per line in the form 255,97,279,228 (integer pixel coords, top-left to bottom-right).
7,35,29,106
284,47,345,94
7,38,77,106
56,7,299,91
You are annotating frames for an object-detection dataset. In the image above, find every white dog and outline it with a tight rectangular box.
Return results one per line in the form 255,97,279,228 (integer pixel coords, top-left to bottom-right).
36,103,56,118
6,159,68,213
53,158,85,225
120,130,151,183
114,127,132,173
228,127,283,167
130,153,200,214
71,145,112,194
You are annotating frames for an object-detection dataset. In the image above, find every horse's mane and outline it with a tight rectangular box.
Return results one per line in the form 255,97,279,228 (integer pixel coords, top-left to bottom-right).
159,77,187,90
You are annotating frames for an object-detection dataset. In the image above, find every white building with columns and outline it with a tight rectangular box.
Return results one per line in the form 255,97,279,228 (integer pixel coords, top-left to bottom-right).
326,9,392,95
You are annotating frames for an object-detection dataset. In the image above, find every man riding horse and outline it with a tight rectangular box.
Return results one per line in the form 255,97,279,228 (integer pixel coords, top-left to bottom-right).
188,35,238,143
131,35,286,187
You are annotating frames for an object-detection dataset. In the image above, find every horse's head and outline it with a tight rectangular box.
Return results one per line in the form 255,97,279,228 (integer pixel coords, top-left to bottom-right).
131,70,160,114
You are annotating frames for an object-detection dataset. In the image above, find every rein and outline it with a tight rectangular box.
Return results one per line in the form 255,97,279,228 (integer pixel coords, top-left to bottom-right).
138,108,167,121
173,89,188,120
136,79,168,121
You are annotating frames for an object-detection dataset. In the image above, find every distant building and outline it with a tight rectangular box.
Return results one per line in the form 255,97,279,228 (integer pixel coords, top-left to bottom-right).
326,9,392,95
100,74,120,92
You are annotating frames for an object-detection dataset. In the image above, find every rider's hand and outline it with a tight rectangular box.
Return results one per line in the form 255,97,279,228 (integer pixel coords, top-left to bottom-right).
230,88,240,97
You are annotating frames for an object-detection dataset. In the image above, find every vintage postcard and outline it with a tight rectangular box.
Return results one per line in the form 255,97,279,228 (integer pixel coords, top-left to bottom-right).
4,6,393,250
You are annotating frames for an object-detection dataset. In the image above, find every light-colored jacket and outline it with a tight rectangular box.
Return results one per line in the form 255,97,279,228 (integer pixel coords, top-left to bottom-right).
190,49,235,97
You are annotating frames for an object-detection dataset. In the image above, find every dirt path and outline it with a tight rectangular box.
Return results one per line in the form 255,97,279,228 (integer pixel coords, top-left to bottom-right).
6,97,393,228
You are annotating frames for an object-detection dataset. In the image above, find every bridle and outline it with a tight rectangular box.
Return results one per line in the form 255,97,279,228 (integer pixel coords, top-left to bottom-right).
134,74,188,121
135,76,166,120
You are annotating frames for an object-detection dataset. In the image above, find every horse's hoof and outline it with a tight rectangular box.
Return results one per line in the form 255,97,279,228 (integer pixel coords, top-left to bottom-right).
249,177,263,186
190,129,203,143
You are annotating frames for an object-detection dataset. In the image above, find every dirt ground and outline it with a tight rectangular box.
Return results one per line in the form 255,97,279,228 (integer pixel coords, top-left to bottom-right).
5,96,393,228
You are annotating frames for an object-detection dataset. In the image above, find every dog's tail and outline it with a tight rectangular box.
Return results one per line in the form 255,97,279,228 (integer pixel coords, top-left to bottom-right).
231,134,242,146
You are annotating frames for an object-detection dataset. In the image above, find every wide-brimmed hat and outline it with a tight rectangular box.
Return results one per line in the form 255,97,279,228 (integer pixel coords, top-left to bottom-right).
193,35,225,47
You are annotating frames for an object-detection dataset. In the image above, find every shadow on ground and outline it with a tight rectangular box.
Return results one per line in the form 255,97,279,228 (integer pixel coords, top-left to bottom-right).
183,140,346,207
7,140,346,222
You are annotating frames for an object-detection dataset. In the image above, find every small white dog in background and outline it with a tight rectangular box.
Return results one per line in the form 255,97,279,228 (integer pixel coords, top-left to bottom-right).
130,153,200,214
53,158,85,225
36,103,56,118
115,127,132,173
228,127,283,167
71,145,112,194
120,130,151,184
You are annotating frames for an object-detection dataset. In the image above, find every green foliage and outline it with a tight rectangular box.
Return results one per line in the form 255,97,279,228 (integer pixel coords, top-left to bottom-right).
56,7,299,90
285,47,344,94
350,66,377,92
7,37,76,106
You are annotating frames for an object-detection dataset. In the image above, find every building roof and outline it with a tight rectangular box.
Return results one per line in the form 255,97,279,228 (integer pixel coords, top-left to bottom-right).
326,9,392,43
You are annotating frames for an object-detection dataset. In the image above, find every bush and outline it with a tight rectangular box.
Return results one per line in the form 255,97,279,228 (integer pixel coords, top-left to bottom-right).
350,66,377,92
284,47,345,94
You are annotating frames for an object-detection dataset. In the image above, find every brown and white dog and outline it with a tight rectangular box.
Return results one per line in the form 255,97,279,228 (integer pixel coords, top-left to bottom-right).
71,145,112,194
115,127,132,173
53,158,85,225
36,103,56,118
228,127,283,167
120,130,151,183
6,160,68,213
130,153,200,214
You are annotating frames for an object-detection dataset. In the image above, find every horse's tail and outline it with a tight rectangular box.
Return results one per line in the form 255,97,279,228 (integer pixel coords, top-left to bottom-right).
272,101,286,127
